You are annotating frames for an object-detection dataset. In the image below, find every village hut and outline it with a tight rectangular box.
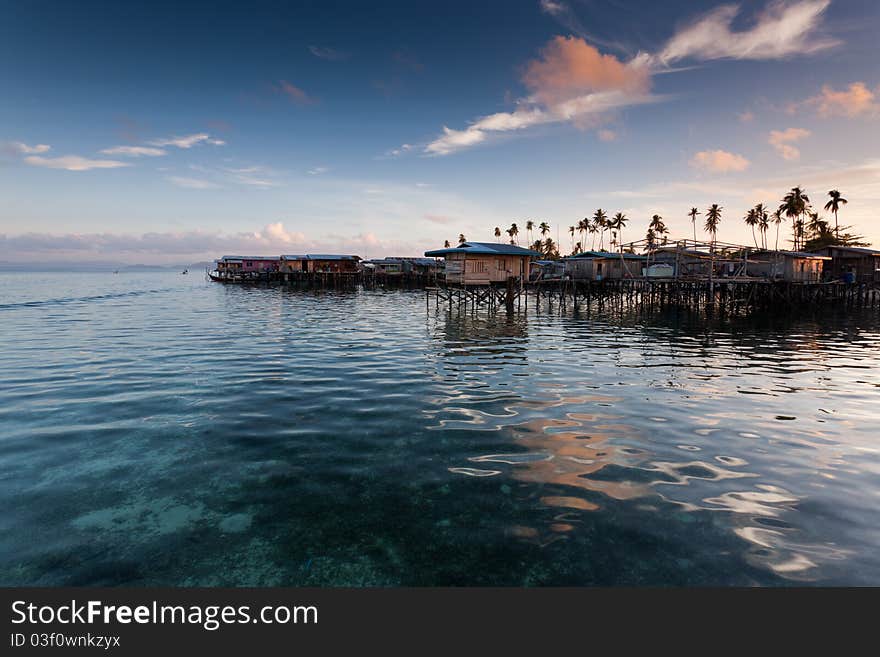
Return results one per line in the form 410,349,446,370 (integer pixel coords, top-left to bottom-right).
747,250,829,282
808,246,880,282
424,242,539,285
564,251,646,280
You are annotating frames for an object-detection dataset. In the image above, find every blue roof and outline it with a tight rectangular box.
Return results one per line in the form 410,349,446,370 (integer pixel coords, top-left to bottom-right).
424,241,541,257
568,251,646,260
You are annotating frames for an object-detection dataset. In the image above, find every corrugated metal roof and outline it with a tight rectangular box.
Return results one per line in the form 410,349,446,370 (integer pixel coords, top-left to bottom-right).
568,251,646,260
220,255,279,261
811,246,880,256
753,250,830,260
305,254,358,260
424,241,541,257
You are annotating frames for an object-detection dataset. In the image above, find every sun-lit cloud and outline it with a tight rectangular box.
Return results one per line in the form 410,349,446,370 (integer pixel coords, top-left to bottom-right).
656,0,837,65
768,127,811,160
793,81,879,118
597,129,617,142
690,149,750,173
23,155,130,171
167,176,220,189
5,142,52,155
738,110,755,122
149,133,225,148
308,45,349,61
277,80,317,105
100,145,167,157
425,36,654,156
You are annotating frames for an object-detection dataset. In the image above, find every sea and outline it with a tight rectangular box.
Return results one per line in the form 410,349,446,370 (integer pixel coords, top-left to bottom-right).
1,271,879,585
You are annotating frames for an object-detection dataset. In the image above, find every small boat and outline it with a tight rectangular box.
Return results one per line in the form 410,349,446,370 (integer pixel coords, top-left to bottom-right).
182,269,188,275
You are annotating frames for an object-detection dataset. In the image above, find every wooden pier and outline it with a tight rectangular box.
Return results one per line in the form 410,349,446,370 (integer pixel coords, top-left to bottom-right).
427,278,880,316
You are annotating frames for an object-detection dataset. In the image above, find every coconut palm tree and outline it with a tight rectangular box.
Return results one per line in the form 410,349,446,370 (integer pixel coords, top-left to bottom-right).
588,220,599,250
444,240,451,248
779,186,810,250
756,204,770,249
525,219,535,245
704,204,722,249
744,208,759,248
649,214,668,245
824,190,847,240
772,209,783,251
577,218,588,252
611,212,628,251
494,226,501,242
539,221,550,238
568,225,576,252
645,228,656,250
592,209,608,250
509,222,519,245
688,207,700,244
458,234,466,245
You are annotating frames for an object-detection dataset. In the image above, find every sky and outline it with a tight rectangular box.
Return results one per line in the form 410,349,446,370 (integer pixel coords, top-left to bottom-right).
1,0,879,264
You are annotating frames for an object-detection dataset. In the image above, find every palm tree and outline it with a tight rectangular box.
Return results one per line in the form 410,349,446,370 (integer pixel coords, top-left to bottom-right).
688,207,700,244
458,234,466,245
756,204,770,249
525,219,535,245
824,190,847,240
568,225,576,252
704,204,722,249
744,207,759,248
645,228,656,250
588,220,599,250
649,214,668,245
444,240,451,248
494,226,501,242
577,218,588,253
592,209,607,250
506,227,515,244
542,238,558,258
779,187,810,250
539,221,550,238
611,212,627,251
509,223,519,245
772,209,783,251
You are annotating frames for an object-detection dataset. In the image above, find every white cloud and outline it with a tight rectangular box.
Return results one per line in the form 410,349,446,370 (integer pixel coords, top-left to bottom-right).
307,166,329,175
308,45,348,61
690,149,750,173
657,0,837,65
23,155,130,171
7,142,51,155
100,145,167,157
768,127,811,160
149,133,224,149
167,176,220,189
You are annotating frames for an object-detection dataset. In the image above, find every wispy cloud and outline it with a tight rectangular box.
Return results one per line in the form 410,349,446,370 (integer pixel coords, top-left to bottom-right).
597,129,617,142
308,45,349,61
5,142,51,155
768,127,811,160
167,176,220,189
100,145,167,157
656,0,837,65
277,80,318,105
424,214,455,225
307,166,329,175
792,81,880,118
24,155,130,171
424,35,654,155
738,110,755,122
690,149,750,173
149,133,225,149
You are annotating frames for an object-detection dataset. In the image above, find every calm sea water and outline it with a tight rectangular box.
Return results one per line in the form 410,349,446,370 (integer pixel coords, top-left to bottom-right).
1,271,879,586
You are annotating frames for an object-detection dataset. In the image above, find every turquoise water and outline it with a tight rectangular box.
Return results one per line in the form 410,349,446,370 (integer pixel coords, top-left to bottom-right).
1,271,879,585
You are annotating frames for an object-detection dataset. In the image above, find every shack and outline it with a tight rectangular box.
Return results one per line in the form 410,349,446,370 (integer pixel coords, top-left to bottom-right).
809,246,880,282
424,242,539,285
564,251,646,280
747,250,829,282
217,255,280,274
648,246,715,278
281,254,359,274
530,260,565,281
364,257,441,276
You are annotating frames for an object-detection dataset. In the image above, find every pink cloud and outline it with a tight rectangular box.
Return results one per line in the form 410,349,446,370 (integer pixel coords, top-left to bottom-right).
768,127,811,160
797,82,879,118
424,214,454,225
597,129,617,142
690,149,750,173
277,80,317,105
522,36,650,107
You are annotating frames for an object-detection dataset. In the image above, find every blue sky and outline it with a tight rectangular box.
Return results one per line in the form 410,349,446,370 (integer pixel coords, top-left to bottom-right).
1,0,878,263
